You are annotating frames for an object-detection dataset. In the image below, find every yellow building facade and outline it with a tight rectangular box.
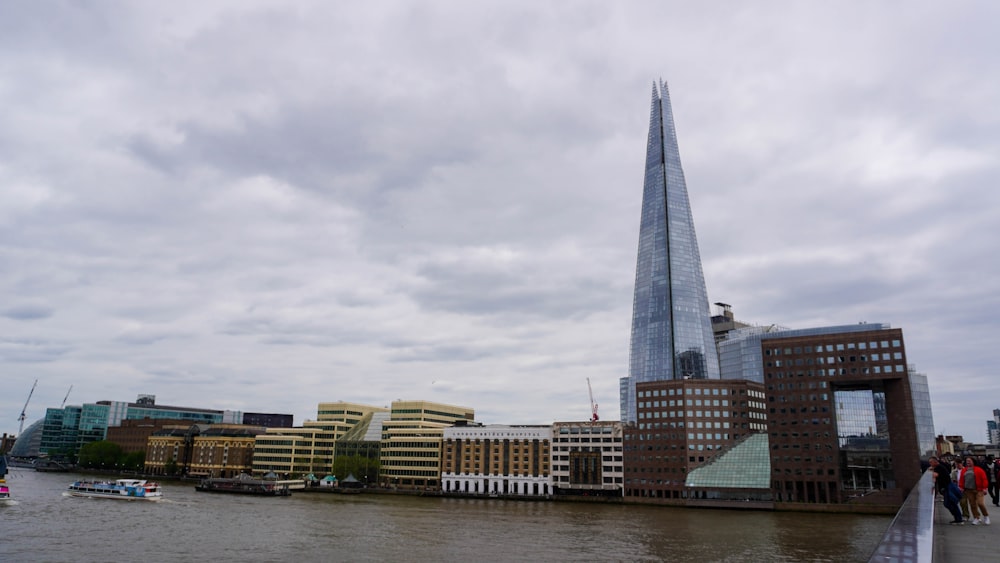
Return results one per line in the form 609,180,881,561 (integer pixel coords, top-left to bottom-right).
380,400,474,490
251,402,387,478
188,425,263,478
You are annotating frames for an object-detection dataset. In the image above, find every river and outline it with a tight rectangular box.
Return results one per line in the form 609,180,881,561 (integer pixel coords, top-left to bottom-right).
0,469,890,562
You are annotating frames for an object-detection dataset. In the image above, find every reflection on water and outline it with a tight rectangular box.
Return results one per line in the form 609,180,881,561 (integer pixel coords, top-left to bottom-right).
1,470,889,562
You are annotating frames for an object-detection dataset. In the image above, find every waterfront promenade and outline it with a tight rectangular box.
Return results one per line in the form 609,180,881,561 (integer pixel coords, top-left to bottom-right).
934,496,1000,562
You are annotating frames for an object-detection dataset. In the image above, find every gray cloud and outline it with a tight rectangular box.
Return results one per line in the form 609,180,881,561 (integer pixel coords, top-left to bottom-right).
1,2,998,441
2,304,54,321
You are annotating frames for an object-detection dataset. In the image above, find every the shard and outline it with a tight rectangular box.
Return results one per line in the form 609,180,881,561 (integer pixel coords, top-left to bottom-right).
620,81,720,422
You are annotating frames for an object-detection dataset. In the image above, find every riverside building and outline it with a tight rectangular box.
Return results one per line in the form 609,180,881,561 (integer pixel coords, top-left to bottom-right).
620,81,719,423
550,421,624,497
441,424,552,496
40,394,241,460
762,324,922,508
624,379,767,503
380,400,475,490
145,423,264,477
251,402,386,478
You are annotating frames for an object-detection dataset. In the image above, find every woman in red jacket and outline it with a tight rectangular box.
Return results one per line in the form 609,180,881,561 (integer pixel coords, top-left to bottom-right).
959,457,991,525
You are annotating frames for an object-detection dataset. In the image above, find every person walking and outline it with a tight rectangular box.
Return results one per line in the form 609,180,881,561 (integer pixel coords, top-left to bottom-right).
959,457,990,525
930,456,965,525
952,457,971,519
987,457,999,507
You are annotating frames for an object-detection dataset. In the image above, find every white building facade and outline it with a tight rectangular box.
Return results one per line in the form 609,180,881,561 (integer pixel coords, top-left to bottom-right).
441,424,552,496
551,421,624,497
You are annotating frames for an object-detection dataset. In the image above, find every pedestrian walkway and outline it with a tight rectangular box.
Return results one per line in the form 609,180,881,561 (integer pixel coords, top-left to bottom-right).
934,496,1000,562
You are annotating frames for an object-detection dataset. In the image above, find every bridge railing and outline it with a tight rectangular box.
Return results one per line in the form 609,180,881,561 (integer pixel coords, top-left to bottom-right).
868,469,934,563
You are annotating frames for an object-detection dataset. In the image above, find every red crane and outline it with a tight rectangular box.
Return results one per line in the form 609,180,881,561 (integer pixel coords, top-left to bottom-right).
587,378,599,422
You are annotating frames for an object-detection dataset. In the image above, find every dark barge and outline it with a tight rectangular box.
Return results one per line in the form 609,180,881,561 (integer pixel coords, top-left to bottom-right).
195,474,291,496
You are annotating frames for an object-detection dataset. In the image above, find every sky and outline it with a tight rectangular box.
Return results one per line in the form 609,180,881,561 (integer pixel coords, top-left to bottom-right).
1,2,997,442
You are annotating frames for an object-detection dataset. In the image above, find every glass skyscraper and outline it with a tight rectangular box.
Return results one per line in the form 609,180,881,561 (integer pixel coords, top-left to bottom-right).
620,81,719,422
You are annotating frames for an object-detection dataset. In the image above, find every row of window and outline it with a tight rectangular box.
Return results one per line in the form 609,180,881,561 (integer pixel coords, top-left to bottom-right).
766,340,901,355
552,466,620,474
633,422,757,431
640,399,730,408
770,352,903,368
768,365,906,378
556,426,615,434
637,388,737,398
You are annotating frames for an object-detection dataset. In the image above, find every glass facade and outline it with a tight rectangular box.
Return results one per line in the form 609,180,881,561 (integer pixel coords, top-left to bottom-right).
40,406,81,456
39,398,234,460
622,81,719,422
835,387,895,493
907,371,935,457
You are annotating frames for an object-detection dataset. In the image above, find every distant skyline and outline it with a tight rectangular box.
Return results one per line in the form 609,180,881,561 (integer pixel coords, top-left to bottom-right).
2,2,998,442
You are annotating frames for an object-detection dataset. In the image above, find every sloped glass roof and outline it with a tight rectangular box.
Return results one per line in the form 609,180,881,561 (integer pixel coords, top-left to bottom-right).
685,433,771,489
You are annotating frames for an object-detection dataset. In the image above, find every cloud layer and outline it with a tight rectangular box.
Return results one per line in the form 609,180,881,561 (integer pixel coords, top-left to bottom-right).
2,2,997,441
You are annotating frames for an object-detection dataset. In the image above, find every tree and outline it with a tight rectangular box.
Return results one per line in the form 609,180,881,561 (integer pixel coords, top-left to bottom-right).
77,441,124,469
331,455,380,484
164,458,179,476
122,451,145,472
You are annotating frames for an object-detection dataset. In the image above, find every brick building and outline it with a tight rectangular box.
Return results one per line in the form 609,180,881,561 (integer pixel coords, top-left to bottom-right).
762,326,920,508
624,379,767,502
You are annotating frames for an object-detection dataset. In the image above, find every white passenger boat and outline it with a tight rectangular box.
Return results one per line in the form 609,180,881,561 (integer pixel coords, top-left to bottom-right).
67,479,163,501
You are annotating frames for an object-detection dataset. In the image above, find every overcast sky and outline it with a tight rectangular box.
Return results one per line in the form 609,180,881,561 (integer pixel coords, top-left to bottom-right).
2,2,997,443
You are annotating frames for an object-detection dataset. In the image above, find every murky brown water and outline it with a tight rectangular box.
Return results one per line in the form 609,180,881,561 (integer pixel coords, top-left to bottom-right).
0,469,889,562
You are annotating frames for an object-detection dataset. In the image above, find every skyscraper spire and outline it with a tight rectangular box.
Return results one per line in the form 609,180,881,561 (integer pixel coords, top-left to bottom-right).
620,81,719,422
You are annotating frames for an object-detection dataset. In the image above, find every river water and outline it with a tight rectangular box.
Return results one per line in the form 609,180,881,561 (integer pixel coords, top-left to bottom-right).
1,469,890,562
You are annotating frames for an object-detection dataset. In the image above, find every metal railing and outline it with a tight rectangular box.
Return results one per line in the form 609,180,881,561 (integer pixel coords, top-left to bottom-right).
868,469,934,563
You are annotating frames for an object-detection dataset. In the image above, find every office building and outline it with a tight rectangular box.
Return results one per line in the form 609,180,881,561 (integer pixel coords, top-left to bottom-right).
762,325,921,508
251,402,387,478
624,379,767,502
908,371,935,458
380,400,474,490
621,81,719,423
39,394,241,459
551,421,624,497
988,409,1000,446
333,410,392,484
711,303,753,345
242,412,294,428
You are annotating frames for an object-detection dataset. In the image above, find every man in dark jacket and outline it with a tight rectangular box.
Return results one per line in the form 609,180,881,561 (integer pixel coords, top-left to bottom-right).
987,457,999,507
930,456,964,524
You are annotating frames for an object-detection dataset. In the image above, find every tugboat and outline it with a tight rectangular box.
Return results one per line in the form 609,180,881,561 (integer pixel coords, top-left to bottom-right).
66,479,163,501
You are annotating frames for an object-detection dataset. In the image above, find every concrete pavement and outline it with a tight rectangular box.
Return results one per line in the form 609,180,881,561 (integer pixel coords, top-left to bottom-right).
934,496,999,562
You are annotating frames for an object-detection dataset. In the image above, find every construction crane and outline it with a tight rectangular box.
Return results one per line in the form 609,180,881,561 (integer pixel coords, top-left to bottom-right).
18,379,38,435
61,385,73,408
587,378,599,422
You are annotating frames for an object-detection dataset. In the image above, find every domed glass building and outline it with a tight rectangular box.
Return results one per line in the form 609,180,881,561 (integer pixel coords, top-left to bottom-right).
9,418,44,458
